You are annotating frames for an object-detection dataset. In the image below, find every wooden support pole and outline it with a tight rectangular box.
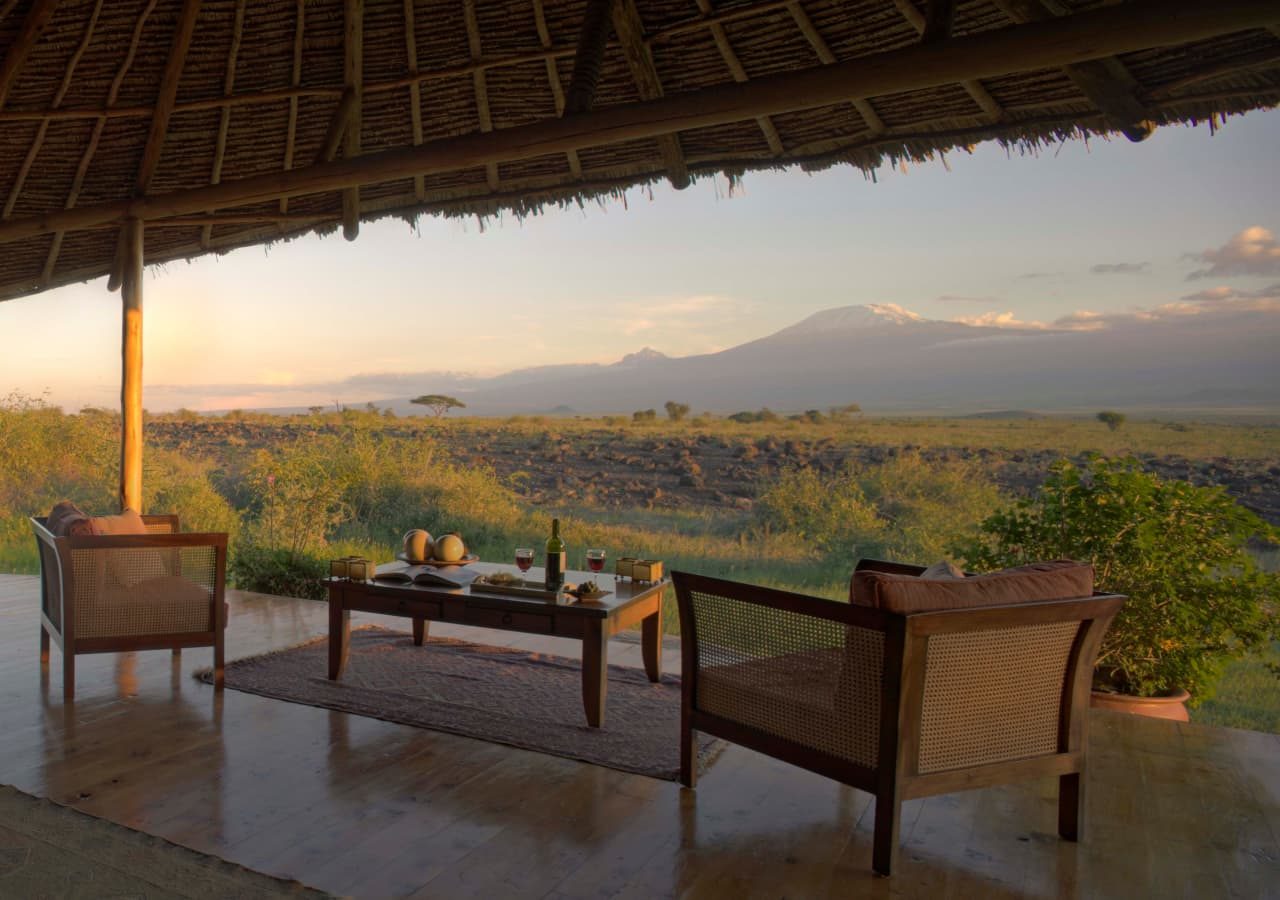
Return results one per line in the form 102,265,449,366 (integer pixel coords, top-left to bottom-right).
565,0,615,114
342,0,363,241
0,0,1273,245
119,219,144,513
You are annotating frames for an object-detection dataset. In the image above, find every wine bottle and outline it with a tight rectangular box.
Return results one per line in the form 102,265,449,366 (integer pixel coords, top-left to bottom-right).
545,517,566,591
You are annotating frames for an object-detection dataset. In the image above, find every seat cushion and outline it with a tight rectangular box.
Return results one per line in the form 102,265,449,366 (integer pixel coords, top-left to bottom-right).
47,500,93,536
89,509,147,536
80,575,213,638
849,560,1094,615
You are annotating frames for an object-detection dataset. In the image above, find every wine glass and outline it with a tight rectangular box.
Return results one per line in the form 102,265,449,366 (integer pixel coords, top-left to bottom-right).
585,548,606,573
515,548,534,574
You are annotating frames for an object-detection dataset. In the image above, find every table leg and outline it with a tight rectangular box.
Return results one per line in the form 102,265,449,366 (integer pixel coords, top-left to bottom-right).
413,617,428,646
641,602,662,683
328,591,350,680
582,618,608,728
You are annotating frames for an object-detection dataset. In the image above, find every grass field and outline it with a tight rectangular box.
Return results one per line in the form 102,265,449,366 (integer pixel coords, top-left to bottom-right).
3,401,1276,732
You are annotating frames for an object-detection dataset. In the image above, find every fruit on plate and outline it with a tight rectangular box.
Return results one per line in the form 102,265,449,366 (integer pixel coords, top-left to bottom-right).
434,532,466,562
403,529,433,561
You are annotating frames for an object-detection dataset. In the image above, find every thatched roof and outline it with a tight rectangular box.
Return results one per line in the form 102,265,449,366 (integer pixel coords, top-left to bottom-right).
0,0,1277,302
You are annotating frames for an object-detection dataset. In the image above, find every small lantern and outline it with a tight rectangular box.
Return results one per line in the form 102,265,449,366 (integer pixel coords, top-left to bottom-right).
330,556,375,581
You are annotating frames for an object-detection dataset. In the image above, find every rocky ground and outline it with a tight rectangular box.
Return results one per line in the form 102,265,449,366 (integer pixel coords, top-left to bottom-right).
148,420,1280,525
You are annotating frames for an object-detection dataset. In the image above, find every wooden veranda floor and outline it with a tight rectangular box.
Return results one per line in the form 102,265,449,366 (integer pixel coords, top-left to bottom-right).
0,574,1276,898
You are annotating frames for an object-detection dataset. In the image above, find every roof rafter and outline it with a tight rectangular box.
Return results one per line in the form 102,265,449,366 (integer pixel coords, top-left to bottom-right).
531,0,584,177
342,0,363,240
463,0,500,191
0,0,62,111
989,0,1153,141
890,0,1003,121
202,0,247,250
565,0,615,114
40,0,158,286
789,1,886,134
4,0,101,220
613,0,690,189
279,0,305,216
0,0,1273,247
403,0,425,202
108,0,203,291
695,0,784,155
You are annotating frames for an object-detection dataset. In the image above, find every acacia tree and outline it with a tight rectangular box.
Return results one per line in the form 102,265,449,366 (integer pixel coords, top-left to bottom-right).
1097,410,1126,431
411,394,467,418
664,401,691,422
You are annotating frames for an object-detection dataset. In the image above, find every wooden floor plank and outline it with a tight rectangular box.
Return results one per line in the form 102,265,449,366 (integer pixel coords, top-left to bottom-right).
0,574,1275,898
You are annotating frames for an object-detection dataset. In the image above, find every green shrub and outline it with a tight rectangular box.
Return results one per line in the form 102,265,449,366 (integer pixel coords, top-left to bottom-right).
757,452,1002,577
957,456,1279,700
228,543,328,600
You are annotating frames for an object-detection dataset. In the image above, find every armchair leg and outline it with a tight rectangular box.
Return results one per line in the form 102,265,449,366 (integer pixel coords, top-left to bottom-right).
680,724,697,788
212,632,225,691
872,789,902,876
1059,772,1083,841
40,627,49,666
62,652,75,702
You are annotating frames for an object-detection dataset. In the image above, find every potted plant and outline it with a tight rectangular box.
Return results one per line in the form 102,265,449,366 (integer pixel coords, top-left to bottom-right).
957,456,1278,720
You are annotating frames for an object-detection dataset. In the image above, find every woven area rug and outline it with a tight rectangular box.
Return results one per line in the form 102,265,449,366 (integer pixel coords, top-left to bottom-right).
204,626,718,781
0,784,328,898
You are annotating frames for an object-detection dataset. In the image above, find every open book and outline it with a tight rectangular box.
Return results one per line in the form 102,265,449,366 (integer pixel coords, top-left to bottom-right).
374,565,482,589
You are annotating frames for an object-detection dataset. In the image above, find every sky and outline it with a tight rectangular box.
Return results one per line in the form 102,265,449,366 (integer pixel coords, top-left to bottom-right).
1,108,1277,412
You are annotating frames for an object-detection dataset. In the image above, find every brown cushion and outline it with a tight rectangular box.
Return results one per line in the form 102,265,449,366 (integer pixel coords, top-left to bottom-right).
47,500,93,537
849,560,1094,615
89,509,147,536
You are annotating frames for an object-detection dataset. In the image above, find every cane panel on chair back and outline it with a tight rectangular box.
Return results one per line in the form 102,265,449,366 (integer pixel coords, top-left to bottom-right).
916,620,1079,774
688,587,884,770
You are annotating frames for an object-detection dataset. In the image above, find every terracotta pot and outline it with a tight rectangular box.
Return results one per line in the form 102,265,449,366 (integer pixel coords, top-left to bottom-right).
1090,689,1190,721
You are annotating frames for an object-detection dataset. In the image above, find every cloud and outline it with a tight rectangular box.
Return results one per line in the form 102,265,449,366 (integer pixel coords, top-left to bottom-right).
935,294,1001,304
953,310,1051,329
1186,226,1280,280
1017,271,1064,280
950,282,1280,335
1090,262,1150,275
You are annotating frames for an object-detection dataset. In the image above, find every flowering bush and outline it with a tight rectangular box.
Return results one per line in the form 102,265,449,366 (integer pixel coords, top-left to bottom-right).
957,456,1279,700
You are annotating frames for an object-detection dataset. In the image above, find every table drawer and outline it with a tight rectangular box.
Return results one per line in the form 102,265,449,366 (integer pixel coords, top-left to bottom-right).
348,593,442,620
464,606,553,634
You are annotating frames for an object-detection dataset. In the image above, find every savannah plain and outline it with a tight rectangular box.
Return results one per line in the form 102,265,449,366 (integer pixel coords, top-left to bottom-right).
3,396,1278,730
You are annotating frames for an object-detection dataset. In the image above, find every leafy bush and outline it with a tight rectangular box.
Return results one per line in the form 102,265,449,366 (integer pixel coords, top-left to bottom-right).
228,544,328,601
957,456,1279,700
758,452,1002,577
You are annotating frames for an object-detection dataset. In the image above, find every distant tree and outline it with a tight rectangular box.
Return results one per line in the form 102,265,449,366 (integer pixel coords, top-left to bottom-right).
632,408,657,423
1097,410,1127,432
728,411,757,424
364,402,378,413
307,405,325,416
664,401,691,422
411,394,467,418
829,403,862,421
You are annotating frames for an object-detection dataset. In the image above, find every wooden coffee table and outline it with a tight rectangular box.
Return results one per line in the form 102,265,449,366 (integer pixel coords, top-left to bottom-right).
326,561,667,727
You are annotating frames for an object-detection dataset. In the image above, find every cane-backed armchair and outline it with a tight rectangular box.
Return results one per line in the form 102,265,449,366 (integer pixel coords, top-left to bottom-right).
31,514,228,700
673,560,1124,875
